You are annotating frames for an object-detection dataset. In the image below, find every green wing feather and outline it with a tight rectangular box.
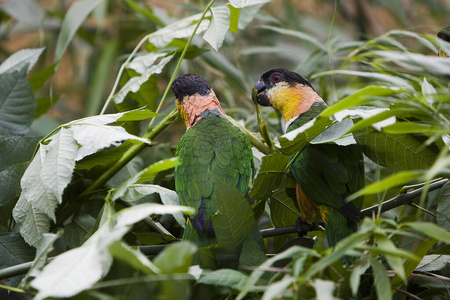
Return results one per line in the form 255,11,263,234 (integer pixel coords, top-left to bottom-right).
288,103,364,247
175,113,254,243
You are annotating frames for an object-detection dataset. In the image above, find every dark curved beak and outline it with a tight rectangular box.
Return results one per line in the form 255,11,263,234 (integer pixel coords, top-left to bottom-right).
252,80,271,106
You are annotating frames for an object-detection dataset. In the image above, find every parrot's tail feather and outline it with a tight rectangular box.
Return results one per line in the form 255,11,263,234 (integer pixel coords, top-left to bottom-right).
189,198,215,237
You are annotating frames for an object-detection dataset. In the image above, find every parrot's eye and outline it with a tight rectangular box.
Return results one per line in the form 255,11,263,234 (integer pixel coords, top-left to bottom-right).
272,74,281,83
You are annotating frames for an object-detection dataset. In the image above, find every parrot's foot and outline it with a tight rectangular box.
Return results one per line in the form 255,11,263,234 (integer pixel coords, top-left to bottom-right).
295,217,313,237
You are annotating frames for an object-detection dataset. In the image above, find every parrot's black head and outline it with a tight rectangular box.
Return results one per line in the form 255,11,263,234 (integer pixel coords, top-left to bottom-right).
172,74,212,101
438,26,450,42
252,69,314,107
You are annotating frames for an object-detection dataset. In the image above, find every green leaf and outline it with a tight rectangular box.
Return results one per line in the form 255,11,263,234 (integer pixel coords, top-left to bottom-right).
199,269,249,289
262,276,295,300
228,4,240,32
113,54,174,104
391,238,437,289
0,162,28,226
382,122,446,134
109,241,160,274
388,30,438,53
371,259,392,300
269,189,301,227
203,6,231,50
314,279,336,300
71,123,150,160
24,232,63,281
373,234,407,283
0,136,40,171
353,128,439,171
415,254,450,272
277,116,333,156
54,0,105,62
121,184,184,228
0,233,35,287
313,70,414,90
111,158,178,201
320,86,403,117
250,152,290,200
153,241,197,274
64,214,96,248
436,182,450,232
347,171,422,201
40,128,78,204
310,117,355,145
0,48,45,74
401,222,450,244
0,65,36,135
212,176,258,261
116,109,164,122
13,151,55,247
147,13,210,48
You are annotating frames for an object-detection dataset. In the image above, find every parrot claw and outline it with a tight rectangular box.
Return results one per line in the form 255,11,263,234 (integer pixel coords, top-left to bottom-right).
295,217,313,237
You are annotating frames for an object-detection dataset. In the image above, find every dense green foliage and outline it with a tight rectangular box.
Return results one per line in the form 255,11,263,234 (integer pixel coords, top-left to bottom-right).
0,0,449,299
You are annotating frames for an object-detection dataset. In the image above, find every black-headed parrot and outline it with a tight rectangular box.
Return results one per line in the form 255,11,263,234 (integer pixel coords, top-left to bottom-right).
172,74,261,267
252,69,364,251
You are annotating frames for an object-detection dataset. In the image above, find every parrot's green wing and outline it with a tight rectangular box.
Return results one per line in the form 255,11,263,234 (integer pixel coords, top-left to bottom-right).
288,103,364,248
175,112,254,242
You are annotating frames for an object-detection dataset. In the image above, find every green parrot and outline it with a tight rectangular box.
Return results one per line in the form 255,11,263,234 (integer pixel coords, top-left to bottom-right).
172,74,258,267
253,69,364,251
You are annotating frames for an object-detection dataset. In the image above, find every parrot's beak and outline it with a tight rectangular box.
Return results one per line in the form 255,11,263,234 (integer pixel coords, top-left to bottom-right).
252,80,271,106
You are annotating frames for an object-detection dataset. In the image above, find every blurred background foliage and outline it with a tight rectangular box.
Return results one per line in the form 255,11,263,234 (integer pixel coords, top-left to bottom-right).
1,0,450,299
1,0,448,140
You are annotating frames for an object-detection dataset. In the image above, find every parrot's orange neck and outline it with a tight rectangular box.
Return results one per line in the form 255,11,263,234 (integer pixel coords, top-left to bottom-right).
268,82,324,124
177,91,225,129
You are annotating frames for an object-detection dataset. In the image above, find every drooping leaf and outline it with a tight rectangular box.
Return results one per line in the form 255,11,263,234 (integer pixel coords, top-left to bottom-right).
54,0,105,62
371,259,392,300
113,54,174,104
228,0,270,8
261,276,295,300
203,6,231,51
0,65,36,135
40,127,78,204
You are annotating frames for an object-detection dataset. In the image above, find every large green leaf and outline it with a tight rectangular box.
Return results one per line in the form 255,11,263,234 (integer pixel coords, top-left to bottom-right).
353,128,439,171
269,189,300,228
250,152,290,200
109,241,160,274
436,182,450,232
31,203,192,299
0,233,35,287
371,259,392,300
0,66,36,135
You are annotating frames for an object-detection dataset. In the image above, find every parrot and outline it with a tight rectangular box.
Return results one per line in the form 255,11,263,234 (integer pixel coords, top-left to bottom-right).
252,69,364,254
172,74,260,268
437,26,450,58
